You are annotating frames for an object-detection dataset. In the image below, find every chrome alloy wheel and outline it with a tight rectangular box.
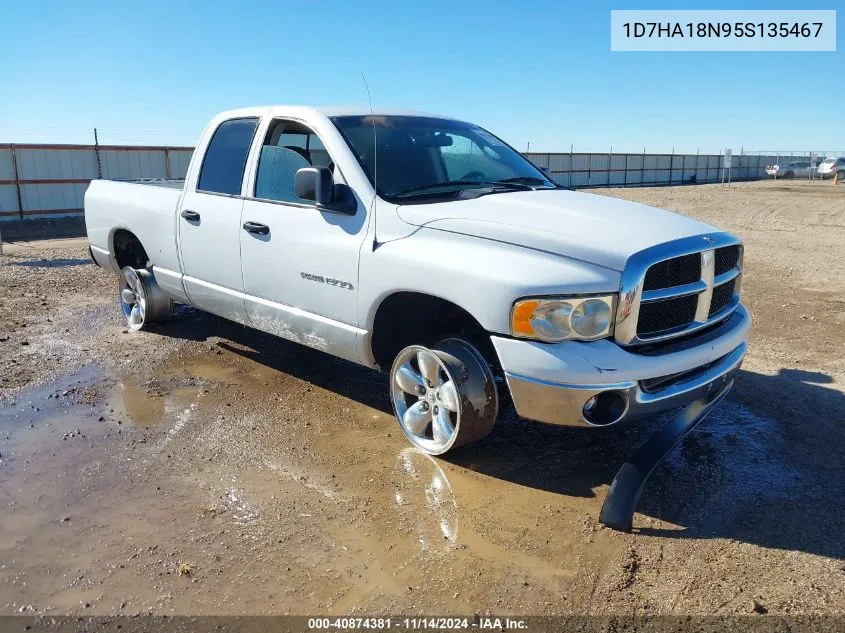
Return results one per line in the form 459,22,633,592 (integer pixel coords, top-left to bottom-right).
119,266,172,330
390,339,498,455
120,267,148,330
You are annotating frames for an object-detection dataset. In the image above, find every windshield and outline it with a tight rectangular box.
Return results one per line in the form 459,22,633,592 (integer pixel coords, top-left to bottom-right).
331,115,555,201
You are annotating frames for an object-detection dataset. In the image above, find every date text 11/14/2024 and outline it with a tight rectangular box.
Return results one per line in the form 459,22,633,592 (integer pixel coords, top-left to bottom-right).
307,617,529,630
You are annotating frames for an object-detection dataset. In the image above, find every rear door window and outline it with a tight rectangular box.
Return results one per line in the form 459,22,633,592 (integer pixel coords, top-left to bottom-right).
197,118,259,195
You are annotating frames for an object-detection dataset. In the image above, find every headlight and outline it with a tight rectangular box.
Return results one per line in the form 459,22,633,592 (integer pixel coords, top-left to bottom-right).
511,295,615,342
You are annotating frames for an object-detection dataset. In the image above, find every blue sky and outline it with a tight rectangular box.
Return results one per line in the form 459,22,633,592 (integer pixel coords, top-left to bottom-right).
0,0,841,153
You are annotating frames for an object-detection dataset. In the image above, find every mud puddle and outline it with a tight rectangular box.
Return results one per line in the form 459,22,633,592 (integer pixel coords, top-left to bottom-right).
1,338,843,615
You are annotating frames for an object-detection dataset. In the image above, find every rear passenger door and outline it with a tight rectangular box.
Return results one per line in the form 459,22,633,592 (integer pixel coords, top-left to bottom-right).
238,118,367,362
178,117,259,323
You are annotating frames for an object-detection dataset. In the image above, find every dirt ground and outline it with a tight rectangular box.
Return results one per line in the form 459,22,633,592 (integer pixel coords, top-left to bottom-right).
0,180,843,618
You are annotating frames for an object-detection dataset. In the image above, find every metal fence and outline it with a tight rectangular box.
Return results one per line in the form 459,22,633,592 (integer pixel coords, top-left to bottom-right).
525,149,845,188
1,143,842,223
0,143,193,222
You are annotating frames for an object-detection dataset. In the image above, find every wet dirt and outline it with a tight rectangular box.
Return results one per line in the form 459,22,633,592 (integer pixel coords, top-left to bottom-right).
1,181,844,616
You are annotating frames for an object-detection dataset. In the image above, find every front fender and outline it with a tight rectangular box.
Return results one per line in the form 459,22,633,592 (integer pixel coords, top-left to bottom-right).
357,228,621,336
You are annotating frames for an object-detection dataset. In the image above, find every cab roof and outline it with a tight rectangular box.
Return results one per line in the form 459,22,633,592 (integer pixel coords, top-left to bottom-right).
212,105,462,122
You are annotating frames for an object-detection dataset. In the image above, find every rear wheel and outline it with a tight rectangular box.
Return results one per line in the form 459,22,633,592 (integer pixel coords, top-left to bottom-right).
390,338,498,455
119,266,173,330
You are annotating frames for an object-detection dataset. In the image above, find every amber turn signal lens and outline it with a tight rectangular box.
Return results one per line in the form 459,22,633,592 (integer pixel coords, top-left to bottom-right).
511,300,540,336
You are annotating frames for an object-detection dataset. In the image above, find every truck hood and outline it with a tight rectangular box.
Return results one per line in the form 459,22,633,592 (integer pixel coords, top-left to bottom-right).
396,189,717,271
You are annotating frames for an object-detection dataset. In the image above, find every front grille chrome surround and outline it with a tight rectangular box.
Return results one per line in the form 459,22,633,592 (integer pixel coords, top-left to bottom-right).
614,232,743,346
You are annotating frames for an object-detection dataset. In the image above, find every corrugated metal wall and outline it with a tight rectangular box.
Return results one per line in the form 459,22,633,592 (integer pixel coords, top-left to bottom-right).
524,151,837,188
0,144,193,222
1,143,840,222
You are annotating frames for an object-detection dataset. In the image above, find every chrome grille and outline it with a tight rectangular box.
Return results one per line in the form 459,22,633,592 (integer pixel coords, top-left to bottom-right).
709,278,736,316
637,294,698,336
714,245,741,276
642,253,700,291
614,233,743,346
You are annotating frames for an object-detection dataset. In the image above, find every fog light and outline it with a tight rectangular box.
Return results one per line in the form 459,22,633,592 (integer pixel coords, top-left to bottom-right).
582,391,628,426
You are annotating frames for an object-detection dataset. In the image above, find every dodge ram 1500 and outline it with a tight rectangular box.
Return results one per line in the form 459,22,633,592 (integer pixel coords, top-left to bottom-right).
85,106,750,455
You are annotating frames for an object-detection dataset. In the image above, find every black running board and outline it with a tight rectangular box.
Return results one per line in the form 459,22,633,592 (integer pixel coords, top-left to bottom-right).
599,381,733,531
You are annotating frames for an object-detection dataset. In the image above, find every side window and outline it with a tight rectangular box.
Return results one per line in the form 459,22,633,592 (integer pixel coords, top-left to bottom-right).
197,118,259,195
439,133,511,181
254,119,334,204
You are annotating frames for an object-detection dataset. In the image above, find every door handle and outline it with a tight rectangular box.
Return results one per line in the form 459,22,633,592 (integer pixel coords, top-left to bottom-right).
242,221,270,235
181,209,201,221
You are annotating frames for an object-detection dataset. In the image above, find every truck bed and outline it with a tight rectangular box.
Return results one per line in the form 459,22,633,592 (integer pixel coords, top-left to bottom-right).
85,179,185,275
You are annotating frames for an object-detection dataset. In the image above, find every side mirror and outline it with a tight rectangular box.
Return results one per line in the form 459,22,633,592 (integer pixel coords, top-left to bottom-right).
294,166,357,214
295,166,333,205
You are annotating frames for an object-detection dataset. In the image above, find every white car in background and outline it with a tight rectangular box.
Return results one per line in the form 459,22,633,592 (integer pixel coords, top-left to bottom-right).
817,157,845,180
765,161,812,179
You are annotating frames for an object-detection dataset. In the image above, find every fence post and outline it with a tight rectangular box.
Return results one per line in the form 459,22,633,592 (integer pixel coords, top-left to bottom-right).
607,146,612,187
641,147,646,185
669,146,675,185
695,149,699,184
624,152,629,187
94,128,102,180
10,143,24,221
164,147,172,180
568,144,573,189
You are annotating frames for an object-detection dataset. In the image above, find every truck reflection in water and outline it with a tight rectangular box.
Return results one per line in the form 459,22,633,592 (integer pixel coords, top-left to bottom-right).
392,448,459,551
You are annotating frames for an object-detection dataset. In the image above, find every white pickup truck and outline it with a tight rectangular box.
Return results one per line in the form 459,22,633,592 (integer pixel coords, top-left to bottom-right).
85,106,750,455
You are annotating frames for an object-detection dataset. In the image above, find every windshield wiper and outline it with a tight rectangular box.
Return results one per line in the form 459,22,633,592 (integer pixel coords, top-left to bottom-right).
393,179,531,198
496,176,551,186
500,175,573,191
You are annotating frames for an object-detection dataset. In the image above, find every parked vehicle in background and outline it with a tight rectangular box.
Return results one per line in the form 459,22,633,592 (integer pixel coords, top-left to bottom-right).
817,157,845,179
765,161,812,179
84,106,749,456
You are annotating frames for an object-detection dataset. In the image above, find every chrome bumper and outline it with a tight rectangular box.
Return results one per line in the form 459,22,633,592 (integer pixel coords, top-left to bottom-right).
503,340,747,428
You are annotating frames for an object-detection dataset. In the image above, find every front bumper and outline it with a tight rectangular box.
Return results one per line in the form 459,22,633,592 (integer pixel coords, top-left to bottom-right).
492,303,750,427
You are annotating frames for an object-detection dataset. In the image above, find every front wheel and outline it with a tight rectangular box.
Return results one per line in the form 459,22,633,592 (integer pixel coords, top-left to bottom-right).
782,171,795,180
119,266,173,330
390,338,498,455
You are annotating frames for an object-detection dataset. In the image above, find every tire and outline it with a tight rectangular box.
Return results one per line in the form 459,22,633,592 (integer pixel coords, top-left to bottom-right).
119,266,173,330
390,338,498,455
782,171,794,180
837,170,845,183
